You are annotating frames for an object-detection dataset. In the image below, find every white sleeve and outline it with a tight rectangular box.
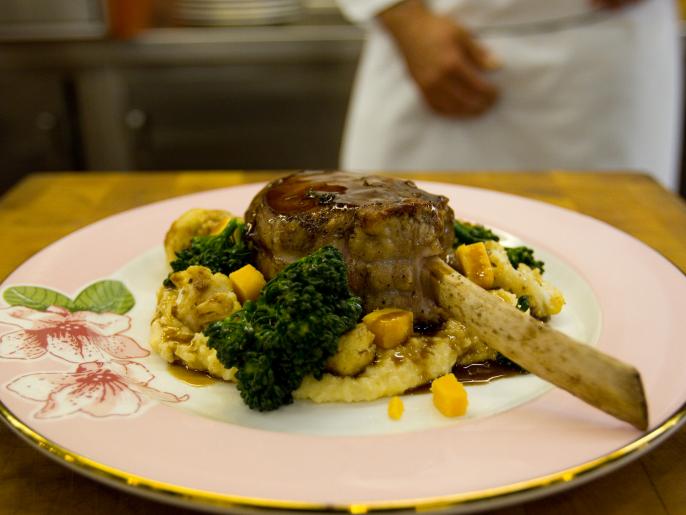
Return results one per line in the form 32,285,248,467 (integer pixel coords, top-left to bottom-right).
336,0,405,23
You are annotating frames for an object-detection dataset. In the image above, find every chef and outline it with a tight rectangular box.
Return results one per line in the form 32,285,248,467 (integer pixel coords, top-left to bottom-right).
337,0,682,191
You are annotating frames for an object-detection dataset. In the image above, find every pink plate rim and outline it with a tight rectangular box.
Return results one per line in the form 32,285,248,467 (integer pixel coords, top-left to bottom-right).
0,180,685,514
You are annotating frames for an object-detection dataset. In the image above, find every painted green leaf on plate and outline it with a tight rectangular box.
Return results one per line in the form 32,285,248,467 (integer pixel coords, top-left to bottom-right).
73,280,135,314
3,286,74,311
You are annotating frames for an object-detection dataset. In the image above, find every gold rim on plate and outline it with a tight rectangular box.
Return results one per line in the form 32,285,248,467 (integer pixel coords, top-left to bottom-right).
1,396,685,513
1,180,684,513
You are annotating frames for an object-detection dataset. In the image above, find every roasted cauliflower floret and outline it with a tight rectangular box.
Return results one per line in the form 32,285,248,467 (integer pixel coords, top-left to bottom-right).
485,241,564,318
490,288,517,306
164,208,233,263
325,323,376,377
151,265,241,381
169,266,241,332
173,333,236,382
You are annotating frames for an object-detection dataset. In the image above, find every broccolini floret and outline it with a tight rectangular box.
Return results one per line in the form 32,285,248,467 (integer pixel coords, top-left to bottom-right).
204,246,362,411
453,219,546,274
505,246,545,274
453,219,500,246
165,219,252,287
516,295,530,312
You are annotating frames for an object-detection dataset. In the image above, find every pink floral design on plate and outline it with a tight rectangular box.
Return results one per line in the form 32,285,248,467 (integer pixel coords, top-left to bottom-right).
0,306,148,363
7,360,188,419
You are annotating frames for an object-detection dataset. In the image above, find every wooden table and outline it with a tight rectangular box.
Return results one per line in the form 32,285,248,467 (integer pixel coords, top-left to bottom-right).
0,171,685,515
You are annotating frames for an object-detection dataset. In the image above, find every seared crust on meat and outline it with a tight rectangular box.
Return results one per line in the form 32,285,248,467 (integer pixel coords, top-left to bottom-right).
245,171,455,321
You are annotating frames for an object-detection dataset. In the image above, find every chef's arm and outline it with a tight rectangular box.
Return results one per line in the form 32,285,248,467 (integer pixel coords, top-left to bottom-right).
336,0,642,24
337,0,498,117
377,0,499,118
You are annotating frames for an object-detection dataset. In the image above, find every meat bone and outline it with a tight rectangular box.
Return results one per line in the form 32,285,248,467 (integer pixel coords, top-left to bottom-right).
427,257,648,430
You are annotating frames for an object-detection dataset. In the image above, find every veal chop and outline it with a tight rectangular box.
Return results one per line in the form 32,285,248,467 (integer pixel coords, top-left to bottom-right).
245,171,455,321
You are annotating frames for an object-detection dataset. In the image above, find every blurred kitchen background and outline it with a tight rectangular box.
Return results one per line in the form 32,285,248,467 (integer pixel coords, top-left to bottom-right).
0,0,685,198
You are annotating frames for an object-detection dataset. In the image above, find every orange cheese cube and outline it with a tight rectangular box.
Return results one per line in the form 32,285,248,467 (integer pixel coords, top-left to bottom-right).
362,308,413,349
431,373,468,417
387,396,404,420
456,242,494,289
229,264,266,303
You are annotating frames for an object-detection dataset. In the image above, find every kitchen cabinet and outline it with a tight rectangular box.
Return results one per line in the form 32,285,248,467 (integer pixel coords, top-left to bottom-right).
0,72,79,191
94,61,357,170
0,17,363,192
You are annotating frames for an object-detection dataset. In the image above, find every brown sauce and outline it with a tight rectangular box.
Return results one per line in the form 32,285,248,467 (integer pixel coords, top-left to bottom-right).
405,384,432,395
263,171,446,215
413,320,444,336
453,360,526,385
167,364,217,387
405,360,526,395
265,181,347,214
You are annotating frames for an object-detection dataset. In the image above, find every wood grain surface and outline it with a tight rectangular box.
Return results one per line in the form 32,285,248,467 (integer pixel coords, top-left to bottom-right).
0,170,684,515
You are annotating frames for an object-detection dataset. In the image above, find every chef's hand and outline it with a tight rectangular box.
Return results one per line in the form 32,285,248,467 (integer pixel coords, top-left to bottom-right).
379,0,499,118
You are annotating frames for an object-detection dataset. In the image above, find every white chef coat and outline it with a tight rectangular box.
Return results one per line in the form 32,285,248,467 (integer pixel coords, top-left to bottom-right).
338,0,682,191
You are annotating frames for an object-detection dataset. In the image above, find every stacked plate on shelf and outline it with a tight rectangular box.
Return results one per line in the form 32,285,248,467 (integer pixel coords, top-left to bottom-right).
173,0,303,26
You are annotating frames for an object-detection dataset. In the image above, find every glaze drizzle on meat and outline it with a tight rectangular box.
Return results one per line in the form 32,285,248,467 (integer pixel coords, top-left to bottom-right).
245,171,455,321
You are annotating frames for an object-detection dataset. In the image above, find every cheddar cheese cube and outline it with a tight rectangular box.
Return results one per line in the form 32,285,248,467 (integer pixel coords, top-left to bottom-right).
431,373,468,417
362,308,413,349
229,264,266,303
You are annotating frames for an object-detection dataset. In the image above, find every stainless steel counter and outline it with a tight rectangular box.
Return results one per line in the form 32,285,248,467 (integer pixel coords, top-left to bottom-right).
0,10,364,184
0,7,363,69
